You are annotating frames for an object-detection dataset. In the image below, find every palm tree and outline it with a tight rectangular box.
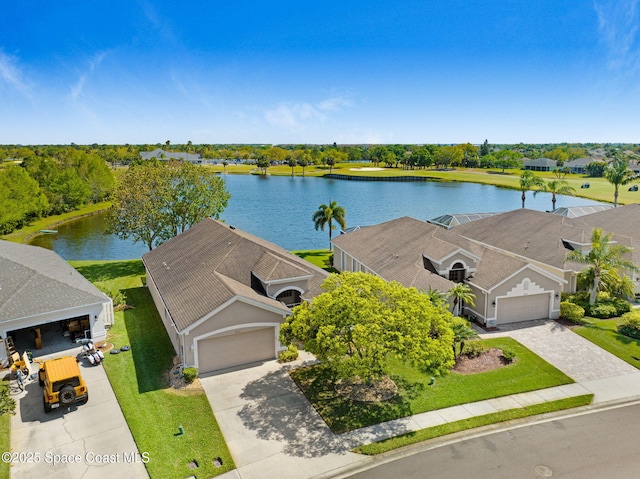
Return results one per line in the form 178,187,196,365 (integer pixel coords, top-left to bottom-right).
424,286,447,307
519,171,545,208
312,201,346,250
534,178,576,211
446,283,476,316
605,156,636,207
566,228,638,305
451,317,478,358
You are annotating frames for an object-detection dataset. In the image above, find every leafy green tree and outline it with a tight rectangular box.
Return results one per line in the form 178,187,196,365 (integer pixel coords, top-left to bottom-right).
446,283,476,316
107,162,230,250
326,155,336,173
313,200,346,250
605,156,636,207
280,272,455,384
480,139,490,157
534,178,576,211
434,145,463,168
0,166,49,234
585,161,607,177
566,228,638,305
519,171,545,208
451,317,478,358
494,149,523,173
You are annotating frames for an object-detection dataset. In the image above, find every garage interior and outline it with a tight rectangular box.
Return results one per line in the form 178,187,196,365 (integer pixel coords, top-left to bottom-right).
7,315,91,359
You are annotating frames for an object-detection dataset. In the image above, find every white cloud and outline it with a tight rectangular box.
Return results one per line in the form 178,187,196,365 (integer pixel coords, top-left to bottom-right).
594,0,640,69
70,51,107,101
264,96,354,131
0,50,31,96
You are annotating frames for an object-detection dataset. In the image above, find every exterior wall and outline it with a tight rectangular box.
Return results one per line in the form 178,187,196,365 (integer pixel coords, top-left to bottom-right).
465,284,487,321
146,269,180,356
439,252,477,275
183,300,286,366
265,279,308,298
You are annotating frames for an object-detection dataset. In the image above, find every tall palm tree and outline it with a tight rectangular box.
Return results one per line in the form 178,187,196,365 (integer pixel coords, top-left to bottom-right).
424,286,446,307
519,171,545,208
312,201,346,250
605,156,636,207
566,228,638,305
534,178,576,211
446,283,476,316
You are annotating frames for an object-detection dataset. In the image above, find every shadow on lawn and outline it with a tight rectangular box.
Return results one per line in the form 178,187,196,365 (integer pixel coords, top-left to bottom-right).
236,366,419,457
122,287,175,393
74,260,145,283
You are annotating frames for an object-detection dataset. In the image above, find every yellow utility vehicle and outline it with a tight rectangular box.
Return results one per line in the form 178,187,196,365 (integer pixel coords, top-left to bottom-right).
38,356,88,412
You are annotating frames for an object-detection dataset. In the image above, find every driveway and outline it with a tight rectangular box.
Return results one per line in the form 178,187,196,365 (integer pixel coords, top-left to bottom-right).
9,352,148,479
201,356,366,479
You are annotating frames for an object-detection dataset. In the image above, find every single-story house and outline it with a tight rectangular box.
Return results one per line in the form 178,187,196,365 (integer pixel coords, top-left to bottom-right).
142,219,328,374
0,241,113,366
140,148,203,163
523,158,557,171
564,157,600,175
333,205,640,328
332,216,566,327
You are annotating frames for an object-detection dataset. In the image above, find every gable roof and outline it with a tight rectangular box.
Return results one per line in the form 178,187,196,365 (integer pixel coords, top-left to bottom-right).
142,219,328,331
0,241,109,323
578,203,640,240
524,157,557,167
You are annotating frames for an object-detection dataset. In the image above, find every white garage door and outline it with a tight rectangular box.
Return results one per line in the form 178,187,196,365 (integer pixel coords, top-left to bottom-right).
197,327,275,374
496,293,550,324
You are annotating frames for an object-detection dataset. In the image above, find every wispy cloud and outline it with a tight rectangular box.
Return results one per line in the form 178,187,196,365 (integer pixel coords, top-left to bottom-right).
70,51,108,101
264,96,354,131
0,50,31,96
594,0,640,69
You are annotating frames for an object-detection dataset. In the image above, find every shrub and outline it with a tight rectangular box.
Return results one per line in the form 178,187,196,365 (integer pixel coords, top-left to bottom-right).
0,380,16,415
463,340,487,358
501,348,516,363
182,367,198,383
589,303,618,319
560,301,585,324
608,297,632,316
98,284,126,310
278,344,299,363
618,311,640,340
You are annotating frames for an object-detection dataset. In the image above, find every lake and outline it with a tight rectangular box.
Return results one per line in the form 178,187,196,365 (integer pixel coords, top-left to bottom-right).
29,174,605,260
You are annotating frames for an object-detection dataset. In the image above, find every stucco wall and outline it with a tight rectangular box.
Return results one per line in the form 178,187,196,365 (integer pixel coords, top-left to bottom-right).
183,299,287,366
145,268,180,355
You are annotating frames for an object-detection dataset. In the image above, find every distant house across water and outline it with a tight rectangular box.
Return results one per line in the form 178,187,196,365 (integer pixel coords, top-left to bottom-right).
139,148,204,164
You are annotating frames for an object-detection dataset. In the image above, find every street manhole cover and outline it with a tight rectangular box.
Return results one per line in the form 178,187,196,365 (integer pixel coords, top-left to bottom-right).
535,465,553,477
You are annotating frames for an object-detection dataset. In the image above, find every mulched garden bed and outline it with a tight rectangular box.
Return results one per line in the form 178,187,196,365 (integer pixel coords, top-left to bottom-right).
335,375,398,402
452,348,514,374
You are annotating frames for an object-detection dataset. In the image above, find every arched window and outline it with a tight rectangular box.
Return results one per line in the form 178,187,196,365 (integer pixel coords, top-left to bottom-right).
276,289,302,307
448,262,466,283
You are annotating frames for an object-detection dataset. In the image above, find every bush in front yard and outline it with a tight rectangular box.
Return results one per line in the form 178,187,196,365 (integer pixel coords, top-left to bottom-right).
278,344,299,363
560,301,585,324
589,303,618,319
618,311,640,340
463,340,487,358
182,367,198,383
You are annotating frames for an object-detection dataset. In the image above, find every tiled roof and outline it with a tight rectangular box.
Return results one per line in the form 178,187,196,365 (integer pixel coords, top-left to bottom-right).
142,219,328,331
0,241,109,323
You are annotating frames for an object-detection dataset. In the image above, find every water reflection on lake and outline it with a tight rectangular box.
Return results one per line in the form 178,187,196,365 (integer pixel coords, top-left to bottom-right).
29,175,605,260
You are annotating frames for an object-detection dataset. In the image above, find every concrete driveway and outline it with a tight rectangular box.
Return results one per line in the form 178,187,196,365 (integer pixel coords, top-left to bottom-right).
9,352,148,479
201,356,365,479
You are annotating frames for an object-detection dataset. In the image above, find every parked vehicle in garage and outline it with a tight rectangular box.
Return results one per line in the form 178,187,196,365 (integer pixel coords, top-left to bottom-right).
38,356,88,412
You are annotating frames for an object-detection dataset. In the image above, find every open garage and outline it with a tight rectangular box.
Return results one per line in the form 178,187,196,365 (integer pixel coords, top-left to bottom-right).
0,241,113,366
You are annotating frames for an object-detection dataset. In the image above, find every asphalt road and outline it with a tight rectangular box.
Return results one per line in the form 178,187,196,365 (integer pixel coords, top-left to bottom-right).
347,403,640,479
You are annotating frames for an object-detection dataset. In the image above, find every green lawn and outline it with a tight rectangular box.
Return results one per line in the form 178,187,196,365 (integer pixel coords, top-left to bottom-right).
573,317,640,368
291,337,574,433
354,394,594,455
0,398,10,479
292,249,338,272
70,260,234,479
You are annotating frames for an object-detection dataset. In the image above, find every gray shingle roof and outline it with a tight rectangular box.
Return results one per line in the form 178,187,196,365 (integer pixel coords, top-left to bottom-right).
142,219,328,331
0,241,109,323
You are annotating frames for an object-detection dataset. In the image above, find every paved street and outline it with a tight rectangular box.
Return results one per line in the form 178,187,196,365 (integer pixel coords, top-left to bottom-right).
344,401,640,479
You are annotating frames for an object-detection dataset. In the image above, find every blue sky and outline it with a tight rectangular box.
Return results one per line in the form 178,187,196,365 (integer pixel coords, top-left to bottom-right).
1,1,639,145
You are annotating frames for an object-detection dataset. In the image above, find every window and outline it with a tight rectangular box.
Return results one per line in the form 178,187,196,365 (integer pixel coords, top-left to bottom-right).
448,262,466,283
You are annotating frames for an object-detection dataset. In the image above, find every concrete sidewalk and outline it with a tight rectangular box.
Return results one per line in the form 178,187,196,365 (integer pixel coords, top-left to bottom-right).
208,321,640,479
